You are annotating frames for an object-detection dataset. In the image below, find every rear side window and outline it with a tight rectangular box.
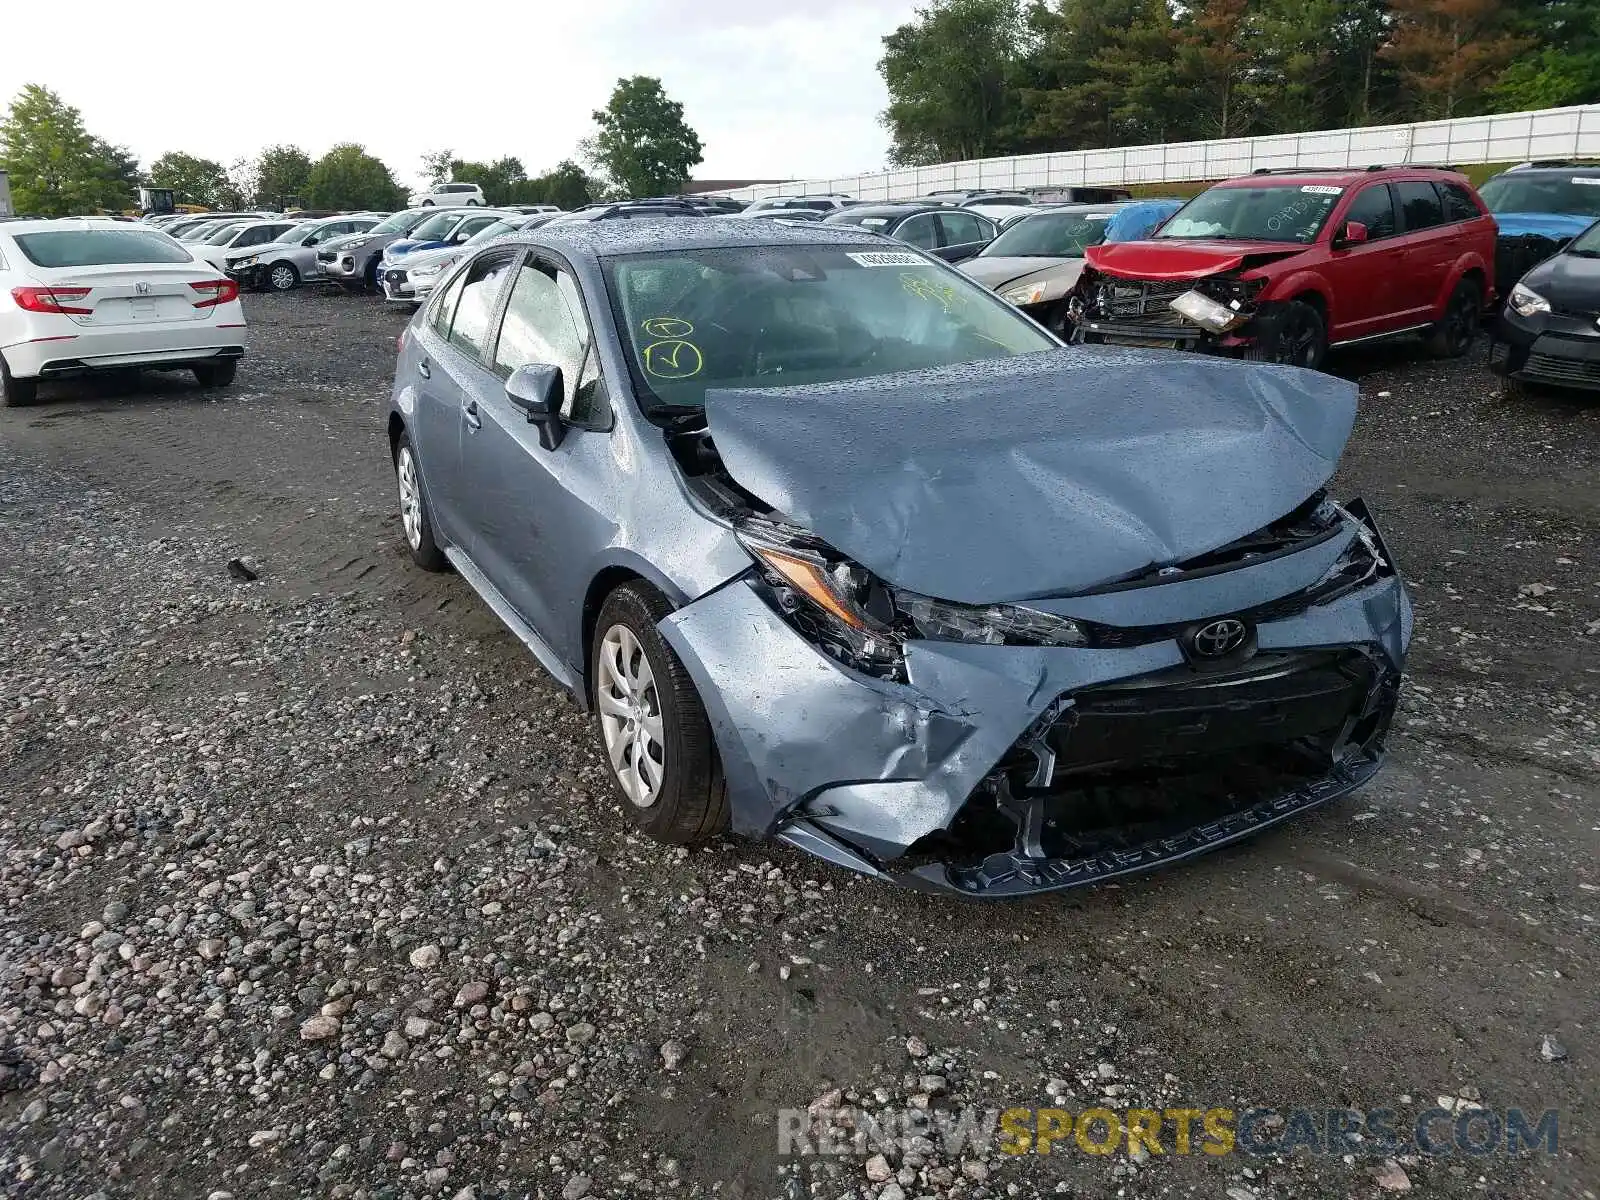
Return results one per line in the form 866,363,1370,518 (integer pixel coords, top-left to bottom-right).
937,210,986,245
897,214,938,249
1342,184,1397,239
1440,183,1481,222
447,256,512,360
13,229,195,267
1396,182,1445,231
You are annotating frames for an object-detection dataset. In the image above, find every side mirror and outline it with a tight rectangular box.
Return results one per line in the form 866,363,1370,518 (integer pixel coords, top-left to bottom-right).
505,363,565,450
1337,221,1368,246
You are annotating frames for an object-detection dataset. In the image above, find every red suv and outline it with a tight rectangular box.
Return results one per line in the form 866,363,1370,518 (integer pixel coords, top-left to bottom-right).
1068,166,1497,369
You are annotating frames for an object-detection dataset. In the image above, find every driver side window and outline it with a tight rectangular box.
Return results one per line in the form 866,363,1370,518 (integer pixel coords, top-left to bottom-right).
492,259,607,424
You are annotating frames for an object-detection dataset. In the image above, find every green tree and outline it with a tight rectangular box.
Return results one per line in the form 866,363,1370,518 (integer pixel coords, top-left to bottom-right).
1383,0,1532,117
149,151,231,208
880,0,1027,165
1090,0,1191,144
1019,0,1145,149
1489,0,1600,108
448,155,526,205
419,148,454,188
0,84,107,216
253,144,313,208
505,161,598,209
304,143,405,211
590,76,704,197
87,137,141,212
1178,0,1257,137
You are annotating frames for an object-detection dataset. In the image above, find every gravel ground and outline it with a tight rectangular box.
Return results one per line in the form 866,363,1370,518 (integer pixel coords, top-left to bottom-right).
1,288,1597,1200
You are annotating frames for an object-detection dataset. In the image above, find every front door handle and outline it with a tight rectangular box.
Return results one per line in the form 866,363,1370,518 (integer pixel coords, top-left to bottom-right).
417,359,431,379
463,399,482,429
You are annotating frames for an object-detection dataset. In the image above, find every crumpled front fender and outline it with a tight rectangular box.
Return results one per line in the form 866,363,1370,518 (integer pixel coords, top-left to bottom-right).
658,577,1184,858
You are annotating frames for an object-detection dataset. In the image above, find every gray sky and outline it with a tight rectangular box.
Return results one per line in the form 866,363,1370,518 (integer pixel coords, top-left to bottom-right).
3,0,919,188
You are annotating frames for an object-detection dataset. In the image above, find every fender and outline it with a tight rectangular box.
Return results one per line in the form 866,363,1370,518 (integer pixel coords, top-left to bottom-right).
1262,265,1334,326
1428,250,1492,315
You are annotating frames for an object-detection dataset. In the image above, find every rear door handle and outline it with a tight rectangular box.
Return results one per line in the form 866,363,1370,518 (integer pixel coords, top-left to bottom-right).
417,359,431,379
463,399,482,429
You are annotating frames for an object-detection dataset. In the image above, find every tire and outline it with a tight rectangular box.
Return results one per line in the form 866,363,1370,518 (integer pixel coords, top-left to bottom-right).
364,257,382,293
1427,277,1481,358
590,581,728,845
420,199,435,206
265,261,299,292
1,355,39,407
192,360,237,387
466,198,482,207
1247,299,1327,371
393,433,448,572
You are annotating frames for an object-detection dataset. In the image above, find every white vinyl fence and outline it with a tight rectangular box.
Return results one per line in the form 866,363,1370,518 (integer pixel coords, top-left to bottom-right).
716,104,1600,202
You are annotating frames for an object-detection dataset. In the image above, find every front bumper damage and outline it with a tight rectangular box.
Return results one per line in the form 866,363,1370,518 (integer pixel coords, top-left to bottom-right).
1070,272,1268,354
659,525,1411,899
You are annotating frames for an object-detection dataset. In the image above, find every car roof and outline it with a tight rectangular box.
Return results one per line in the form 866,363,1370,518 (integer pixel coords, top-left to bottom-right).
1217,166,1469,187
832,203,945,217
1499,164,1600,176
505,215,890,259
0,217,165,237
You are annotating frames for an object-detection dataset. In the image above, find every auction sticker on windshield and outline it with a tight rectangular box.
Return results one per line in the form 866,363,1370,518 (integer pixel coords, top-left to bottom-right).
846,251,927,268
1300,185,1343,195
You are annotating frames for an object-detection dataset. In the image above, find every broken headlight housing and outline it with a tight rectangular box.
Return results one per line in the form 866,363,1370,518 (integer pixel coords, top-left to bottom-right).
737,521,1088,676
1309,502,1390,604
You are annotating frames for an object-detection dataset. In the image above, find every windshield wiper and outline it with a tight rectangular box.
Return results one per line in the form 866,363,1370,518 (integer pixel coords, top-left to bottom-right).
1566,247,1600,258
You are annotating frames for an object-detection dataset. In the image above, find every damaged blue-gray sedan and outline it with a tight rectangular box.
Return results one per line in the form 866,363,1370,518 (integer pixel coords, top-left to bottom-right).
386,218,1411,898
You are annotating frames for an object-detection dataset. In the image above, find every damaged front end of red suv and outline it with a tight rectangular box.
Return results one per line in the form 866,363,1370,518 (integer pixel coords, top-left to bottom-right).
1067,240,1315,361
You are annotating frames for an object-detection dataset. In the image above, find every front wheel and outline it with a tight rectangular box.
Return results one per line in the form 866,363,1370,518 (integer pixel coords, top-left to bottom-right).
420,199,435,206
1427,278,1481,358
265,261,299,292
1247,300,1327,371
591,582,728,845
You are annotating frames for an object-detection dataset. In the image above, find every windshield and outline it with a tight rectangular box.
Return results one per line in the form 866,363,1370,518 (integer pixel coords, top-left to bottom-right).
178,223,225,241
603,244,1056,411
1157,184,1344,243
1564,219,1600,252
409,212,462,240
202,223,249,245
1478,173,1600,217
278,222,319,244
370,211,422,235
467,219,518,244
980,211,1112,258
13,229,197,267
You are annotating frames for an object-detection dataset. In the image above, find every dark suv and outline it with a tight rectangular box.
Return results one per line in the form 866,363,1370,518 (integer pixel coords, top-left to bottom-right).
1477,162,1600,293
1069,166,1497,369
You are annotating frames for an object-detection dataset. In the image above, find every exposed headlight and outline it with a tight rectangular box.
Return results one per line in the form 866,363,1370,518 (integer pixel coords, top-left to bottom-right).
1310,502,1390,602
1001,281,1048,306
410,257,457,280
1508,282,1551,318
894,592,1087,647
736,520,1087,676
1170,288,1246,333
231,255,258,269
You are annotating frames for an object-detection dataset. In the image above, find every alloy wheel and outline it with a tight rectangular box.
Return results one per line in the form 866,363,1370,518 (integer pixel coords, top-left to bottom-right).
396,446,423,550
269,265,295,291
597,624,665,808
1448,290,1477,354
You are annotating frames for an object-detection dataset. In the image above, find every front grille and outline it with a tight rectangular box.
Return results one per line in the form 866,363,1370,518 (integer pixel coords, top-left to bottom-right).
1096,277,1193,320
1046,650,1377,778
1523,351,1600,386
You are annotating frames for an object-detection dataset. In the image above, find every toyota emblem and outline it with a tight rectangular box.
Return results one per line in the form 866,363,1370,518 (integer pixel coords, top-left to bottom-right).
1191,617,1248,658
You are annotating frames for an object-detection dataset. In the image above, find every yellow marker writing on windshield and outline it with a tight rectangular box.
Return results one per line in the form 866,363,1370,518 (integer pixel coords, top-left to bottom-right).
643,317,694,339
900,272,966,313
642,339,703,379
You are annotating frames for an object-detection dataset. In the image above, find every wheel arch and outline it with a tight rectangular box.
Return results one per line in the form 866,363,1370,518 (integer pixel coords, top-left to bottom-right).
578,556,696,709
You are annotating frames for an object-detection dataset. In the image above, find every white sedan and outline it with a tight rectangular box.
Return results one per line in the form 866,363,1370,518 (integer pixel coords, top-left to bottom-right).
0,219,247,407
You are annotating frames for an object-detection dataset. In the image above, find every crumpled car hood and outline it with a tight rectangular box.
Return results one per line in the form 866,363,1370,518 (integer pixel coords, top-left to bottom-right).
703,348,1357,605
1086,239,1309,280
